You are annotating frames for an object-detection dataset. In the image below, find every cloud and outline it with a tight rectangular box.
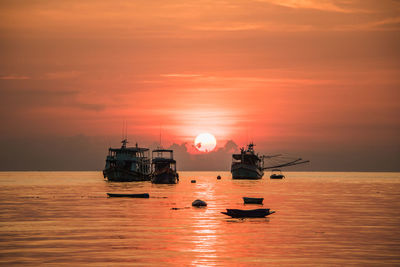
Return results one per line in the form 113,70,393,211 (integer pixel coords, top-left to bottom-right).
0,87,106,112
0,135,397,171
0,135,107,171
358,16,400,30
74,103,106,111
258,0,360,13
168,140,238,171
191,23,263,32
0,75,30,80
160,74,202,78
43,71,81,80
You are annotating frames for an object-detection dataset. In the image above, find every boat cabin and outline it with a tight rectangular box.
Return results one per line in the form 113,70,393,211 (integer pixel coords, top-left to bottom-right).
105,139,150,174
232,143,262,168
151,149,176,173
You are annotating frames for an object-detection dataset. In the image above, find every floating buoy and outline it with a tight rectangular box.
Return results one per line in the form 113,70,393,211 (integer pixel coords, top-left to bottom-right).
217,175,221,180
192,199,207,207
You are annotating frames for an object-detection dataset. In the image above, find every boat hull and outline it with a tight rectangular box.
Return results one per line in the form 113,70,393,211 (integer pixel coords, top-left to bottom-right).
151,171,178,184
270,174,285,179
103,167,150,182
221,209,275,218
107,193,149,198
231,164,264,179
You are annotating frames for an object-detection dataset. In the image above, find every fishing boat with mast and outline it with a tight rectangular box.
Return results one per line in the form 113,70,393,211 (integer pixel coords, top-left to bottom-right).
103,139,151,182
231,143,264,179
150,149,179,184
231,143,309,179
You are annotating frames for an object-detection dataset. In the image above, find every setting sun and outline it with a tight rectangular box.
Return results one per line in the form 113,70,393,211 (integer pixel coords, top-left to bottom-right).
194,133,217,152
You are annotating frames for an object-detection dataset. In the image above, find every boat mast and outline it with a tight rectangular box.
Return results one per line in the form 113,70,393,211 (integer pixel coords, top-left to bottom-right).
121,139,128,148
121,119,128,148
159,125,162,149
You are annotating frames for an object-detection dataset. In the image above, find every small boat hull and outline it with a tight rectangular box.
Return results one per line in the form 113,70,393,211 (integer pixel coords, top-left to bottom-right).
270,174,285,179
243,197,264,204
107,193,149,198
221,208,275,218
103,167,150,182
231,164,264,179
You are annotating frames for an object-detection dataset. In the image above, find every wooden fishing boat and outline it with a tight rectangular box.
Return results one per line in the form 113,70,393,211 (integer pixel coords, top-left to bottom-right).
151,149,179,184
231,143,310,180
231,143,264,179
103,139,151,182
221,208,275,218
107,193,149,198
243,197,264,204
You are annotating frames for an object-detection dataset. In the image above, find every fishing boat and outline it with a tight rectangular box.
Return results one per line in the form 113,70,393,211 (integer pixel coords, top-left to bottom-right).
231,143,310,180
270,169,285,179
150,149,179,184
107,193,149,198
221,208,275,218
243,197,264,204
103,139,151,182
231,143,264,179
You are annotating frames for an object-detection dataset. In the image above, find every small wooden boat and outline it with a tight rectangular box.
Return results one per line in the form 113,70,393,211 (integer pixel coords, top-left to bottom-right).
270,169,285,179
107,193,149,198
221,208,275,218
243,197,264,204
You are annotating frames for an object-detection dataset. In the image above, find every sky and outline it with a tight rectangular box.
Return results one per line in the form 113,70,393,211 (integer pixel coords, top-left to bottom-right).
0,0,399,171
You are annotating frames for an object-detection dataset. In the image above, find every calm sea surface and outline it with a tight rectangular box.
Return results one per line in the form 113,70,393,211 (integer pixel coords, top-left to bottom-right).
0,172,399,266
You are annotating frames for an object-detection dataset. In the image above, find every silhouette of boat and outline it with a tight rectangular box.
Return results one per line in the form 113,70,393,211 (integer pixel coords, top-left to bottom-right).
221,208,275,218
231,143,310,180
107,193,149,198
270,169,285,179
151,149,179,184
103,139,151,182
231,143,264,179
243,197,264,204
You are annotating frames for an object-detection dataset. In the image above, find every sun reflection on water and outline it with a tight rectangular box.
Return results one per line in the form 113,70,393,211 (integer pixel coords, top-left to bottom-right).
189,218,219,266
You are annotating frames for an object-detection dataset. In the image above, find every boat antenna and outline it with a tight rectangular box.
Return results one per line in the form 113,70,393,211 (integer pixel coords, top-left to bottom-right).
121,119,128,140
125,120,128,140
246,127,249,145
159,125,162,148
120,120,129,148
121,120,124,140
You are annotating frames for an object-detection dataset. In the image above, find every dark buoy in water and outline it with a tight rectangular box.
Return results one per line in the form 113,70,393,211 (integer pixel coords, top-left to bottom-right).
191,180,196,183
192,199,207,207
217,175,221,180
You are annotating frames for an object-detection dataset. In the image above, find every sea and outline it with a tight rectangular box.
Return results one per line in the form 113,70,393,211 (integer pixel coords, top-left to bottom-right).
0,171,399,266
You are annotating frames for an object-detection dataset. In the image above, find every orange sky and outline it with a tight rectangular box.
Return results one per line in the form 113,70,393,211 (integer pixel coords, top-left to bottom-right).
0,0,399,170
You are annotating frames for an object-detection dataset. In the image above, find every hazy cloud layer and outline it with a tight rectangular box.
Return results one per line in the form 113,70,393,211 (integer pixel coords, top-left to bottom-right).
0,136,398,171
